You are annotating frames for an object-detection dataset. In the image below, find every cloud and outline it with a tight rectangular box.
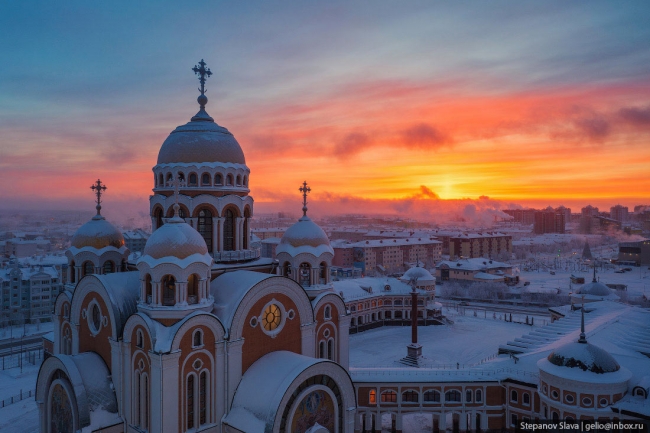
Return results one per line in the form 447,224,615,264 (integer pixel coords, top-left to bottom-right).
573,115,610,141
619,105,650,126
333,132,372,157
418,185,439,199
402,123,451,149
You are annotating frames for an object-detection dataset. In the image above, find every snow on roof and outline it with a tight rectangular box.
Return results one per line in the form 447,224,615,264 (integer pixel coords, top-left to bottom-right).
92,271,140,338
227,351,330,432
400,266,435,285
331,277,428,302
334,237,442,249
437,258,511,271
349,367,537,384
211,271,278,335
473,272,505,280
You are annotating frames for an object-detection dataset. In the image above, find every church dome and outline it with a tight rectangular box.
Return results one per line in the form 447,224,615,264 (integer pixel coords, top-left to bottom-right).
400,266,435,285
547,341,620,374
71,215,125,250
576,280,611,297
157,120,246,165
280,216,331,249
143,209,208,260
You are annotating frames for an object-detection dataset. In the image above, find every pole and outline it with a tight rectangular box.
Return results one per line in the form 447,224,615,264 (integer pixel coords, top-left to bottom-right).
411,290,418,344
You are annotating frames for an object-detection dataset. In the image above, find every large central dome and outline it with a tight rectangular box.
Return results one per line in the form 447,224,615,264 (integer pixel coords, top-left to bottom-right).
157,118,245,165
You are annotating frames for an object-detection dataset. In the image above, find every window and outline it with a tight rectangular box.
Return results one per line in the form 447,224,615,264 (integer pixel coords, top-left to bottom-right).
511,414,517,427
319,341,325,358
188,274,199,304
193,330,203,348
188,173,198,186
199,372,207,425
327,338,334,360
424,390,440,402
510,390,518,403
552,412,559,422
445,390,461,402
91,304,101,333
565,394,574,404
145,274,152,304
103,261,115,274
299,263,311,286
226,174,233,186
197,209,213,253
324,305,331,320
215,173,223,185
381,391,397,403
201,173,211,186
224,209,235,251
551,390,559,400
243,175,248,186
582,397,592,406
236,175,241,186
136,330,144,348
600,398,608,407
162,275,176,306
476,389,482,403
466,389,472,403
369,389,376,404
187,375,194,429
403,390,419,403
262,303,281,331
83,261,94,277
523,393,530,405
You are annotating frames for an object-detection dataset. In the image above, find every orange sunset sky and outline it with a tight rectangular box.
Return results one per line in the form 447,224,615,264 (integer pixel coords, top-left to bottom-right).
1,2,649,223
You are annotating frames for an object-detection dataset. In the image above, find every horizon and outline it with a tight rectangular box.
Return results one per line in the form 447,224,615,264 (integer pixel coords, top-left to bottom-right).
1,1,649,222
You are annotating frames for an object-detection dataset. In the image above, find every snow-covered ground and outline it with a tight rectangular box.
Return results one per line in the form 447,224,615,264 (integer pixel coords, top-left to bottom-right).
0,357,40,433
0,322,53,341
350,309,532,368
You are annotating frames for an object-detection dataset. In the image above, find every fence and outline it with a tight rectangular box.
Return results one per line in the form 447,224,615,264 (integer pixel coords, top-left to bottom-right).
1,389,35,408
1,348,43,370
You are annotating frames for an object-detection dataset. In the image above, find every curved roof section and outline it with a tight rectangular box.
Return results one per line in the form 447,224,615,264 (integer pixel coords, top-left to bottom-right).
143,220,208,260
71,215,124,250
157,119,246,165
226,351,334,432
546,341,620,373
210,271,278,334
91,271,140,338
277,216,333,257
577,281,612,297
400,266,435,285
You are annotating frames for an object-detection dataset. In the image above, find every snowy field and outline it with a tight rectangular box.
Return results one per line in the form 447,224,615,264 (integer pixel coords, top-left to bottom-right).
0,360,40,433
350,311,531,368
0,322,53,341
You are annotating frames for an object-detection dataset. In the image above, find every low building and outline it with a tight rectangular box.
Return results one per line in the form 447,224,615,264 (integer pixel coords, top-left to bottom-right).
122,229,150,253
618,239,650,265
436,258,514,283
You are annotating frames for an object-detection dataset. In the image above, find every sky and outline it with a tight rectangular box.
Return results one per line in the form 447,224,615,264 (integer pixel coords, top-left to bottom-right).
1,1,649,223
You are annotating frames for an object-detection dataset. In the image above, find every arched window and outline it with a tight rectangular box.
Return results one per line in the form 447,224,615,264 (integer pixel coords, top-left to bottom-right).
199,372,207,425
103,260,115,274
466,389,472,402
193,329,203,348
369,390,376,404
324,305,331,319
63,304,69,319
320,262,328,283
226,174,233,186
523,393,531,405
381,390,397,403
154,207,164,229
214,173,223,185
187,375,195,429
136,330,144,348
243,208,250,250
424,390,440,402
188,173,198,186
327,338,334,360
476,389,482,403
82,261,93,277
403,390,419,402
69,261,75,284
201,173,211,186
243,175,248,186
143,375,149,429
299,262,311,286
145,274,152,304
283,262,291,277
224,209,235,251
197,209,213,253
445,390,461,402
166,173,173,184
236,175,241,186
188,274,199,304
178,172,185,183
158,173,164,187
319,341,325,358
511,390,518,402
162,275,176,306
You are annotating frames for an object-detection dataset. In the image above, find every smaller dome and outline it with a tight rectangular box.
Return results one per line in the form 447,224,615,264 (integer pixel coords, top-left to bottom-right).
71,215,125,250
577,281,611,297
400,266,435,285
280,216,331,249
547,342,620,374
143,214,208,260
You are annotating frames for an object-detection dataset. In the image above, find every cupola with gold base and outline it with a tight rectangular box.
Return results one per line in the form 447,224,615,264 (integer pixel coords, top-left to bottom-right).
65,179,129,287
149,60,256,264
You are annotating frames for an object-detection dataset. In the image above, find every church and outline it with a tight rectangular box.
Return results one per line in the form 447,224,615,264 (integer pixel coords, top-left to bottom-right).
36,60,356,433
35,61,650,433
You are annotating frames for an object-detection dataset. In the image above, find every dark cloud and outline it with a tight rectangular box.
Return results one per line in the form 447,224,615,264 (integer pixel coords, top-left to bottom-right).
402,123,451,149
619,106,650,126
333,132,371,157
418,185,440,199
573,116,610,141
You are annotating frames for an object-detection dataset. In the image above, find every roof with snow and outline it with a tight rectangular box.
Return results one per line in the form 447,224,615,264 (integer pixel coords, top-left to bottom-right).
437,258,511,271
90,271,140,338
331,277,428,302
276,216,333,257
400,266,435,285
71,215,125,250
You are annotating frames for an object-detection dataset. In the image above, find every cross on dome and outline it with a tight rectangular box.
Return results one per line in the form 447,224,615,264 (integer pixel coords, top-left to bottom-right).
191,59,214,121
192,59,212,96
90,179,107,216
299,181,311,217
